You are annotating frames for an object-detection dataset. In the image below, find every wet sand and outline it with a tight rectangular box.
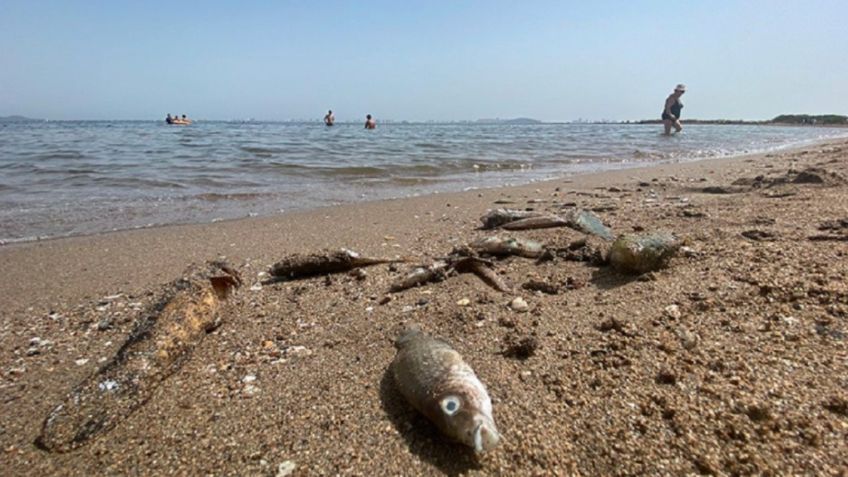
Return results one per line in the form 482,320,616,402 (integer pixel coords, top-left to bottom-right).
1,139,847,475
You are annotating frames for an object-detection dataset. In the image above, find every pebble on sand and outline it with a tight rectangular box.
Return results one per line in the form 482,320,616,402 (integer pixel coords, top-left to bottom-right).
276,461,297,477
664,304,682,320
510,297,529,312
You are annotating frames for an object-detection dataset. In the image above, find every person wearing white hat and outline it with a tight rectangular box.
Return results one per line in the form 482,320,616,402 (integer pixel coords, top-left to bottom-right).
662,84,686,134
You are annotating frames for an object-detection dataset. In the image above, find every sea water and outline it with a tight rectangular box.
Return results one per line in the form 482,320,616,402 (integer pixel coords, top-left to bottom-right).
1,120,845,243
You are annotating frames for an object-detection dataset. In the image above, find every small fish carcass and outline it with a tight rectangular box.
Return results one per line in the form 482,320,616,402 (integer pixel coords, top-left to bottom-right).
390,327,500,453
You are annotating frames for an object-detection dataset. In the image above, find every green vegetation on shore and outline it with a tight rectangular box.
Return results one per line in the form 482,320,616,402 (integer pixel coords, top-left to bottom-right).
772,114,847,125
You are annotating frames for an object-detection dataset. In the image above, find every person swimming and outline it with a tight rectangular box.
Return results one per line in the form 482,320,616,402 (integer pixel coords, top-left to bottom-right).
364,114,376,130
324,110,335,126
165,113,173,124
662,84,685,135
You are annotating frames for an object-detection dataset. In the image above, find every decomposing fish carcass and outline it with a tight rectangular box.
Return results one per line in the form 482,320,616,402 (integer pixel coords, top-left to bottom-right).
390,253,510,294
471,236,545,258
389,261,449,292
268,248,405,282
608,232,680,274
391,327,500,453
500,214,569,230
564,209,614,240
557,236,610,265
452,255,512,293
36,262,241,452
480,208,542,229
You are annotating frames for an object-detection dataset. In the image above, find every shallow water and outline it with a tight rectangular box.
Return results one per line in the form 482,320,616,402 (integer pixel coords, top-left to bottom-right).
1,120,845,242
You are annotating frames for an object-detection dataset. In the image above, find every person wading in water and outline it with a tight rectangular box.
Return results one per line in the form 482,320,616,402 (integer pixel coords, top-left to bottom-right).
662,84,686,135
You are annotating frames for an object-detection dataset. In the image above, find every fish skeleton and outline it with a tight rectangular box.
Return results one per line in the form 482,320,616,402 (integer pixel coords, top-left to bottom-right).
391,328,500,453
36,262,240,452
268,248,406,282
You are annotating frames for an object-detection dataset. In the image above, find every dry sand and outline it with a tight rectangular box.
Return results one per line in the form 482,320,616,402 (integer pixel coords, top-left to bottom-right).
1,139,847,475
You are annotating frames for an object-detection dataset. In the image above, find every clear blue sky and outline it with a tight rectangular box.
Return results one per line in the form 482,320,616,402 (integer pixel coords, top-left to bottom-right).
1,1,845,121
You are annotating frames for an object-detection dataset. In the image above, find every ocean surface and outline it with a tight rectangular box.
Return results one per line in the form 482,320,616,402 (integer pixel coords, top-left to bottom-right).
1,120,846,243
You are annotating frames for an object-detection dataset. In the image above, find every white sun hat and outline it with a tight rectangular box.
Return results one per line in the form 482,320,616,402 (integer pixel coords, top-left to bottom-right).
674,84,687,92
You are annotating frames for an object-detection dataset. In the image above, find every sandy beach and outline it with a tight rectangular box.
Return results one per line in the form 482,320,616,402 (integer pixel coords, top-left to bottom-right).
2,139,847,475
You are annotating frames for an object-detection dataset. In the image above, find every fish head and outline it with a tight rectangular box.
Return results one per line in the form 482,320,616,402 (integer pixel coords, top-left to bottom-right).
432,392,500,453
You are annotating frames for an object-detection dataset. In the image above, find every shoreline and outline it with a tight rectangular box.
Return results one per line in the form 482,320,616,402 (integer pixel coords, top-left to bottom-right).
1,137,846,475
0,137,843,314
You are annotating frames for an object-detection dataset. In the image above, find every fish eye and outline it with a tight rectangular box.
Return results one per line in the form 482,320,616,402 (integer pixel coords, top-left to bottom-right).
440,396,461,416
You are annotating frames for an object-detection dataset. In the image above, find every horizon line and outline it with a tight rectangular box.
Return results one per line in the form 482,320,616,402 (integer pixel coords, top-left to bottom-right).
4,115,832,123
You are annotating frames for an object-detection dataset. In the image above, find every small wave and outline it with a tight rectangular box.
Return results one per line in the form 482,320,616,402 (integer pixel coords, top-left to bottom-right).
178,142,215,148
0,235,50,246
412,142,451,151
632,149,667,160
261,162,390,177
36,151,85,160
186,176,265,188
241,146,284,155
46,167,99,175
23,166,100,176
88,177,187,189
255,159,537,179
384,176,446,186
193,192,268,202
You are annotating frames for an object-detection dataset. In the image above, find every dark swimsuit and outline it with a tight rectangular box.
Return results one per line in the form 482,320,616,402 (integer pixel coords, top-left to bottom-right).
662,99,682,120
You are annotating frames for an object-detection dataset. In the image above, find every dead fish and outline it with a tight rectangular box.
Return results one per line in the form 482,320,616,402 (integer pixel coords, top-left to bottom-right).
389,261,449,293
390,255,510,294
391,328,500,453
564,209,614,240
608,232,680,274
452,256,512,293
36,262,240,452
500,214,569,230
555,236,610,265
268,248,405,282
480,208,541,229
471,236,545,258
